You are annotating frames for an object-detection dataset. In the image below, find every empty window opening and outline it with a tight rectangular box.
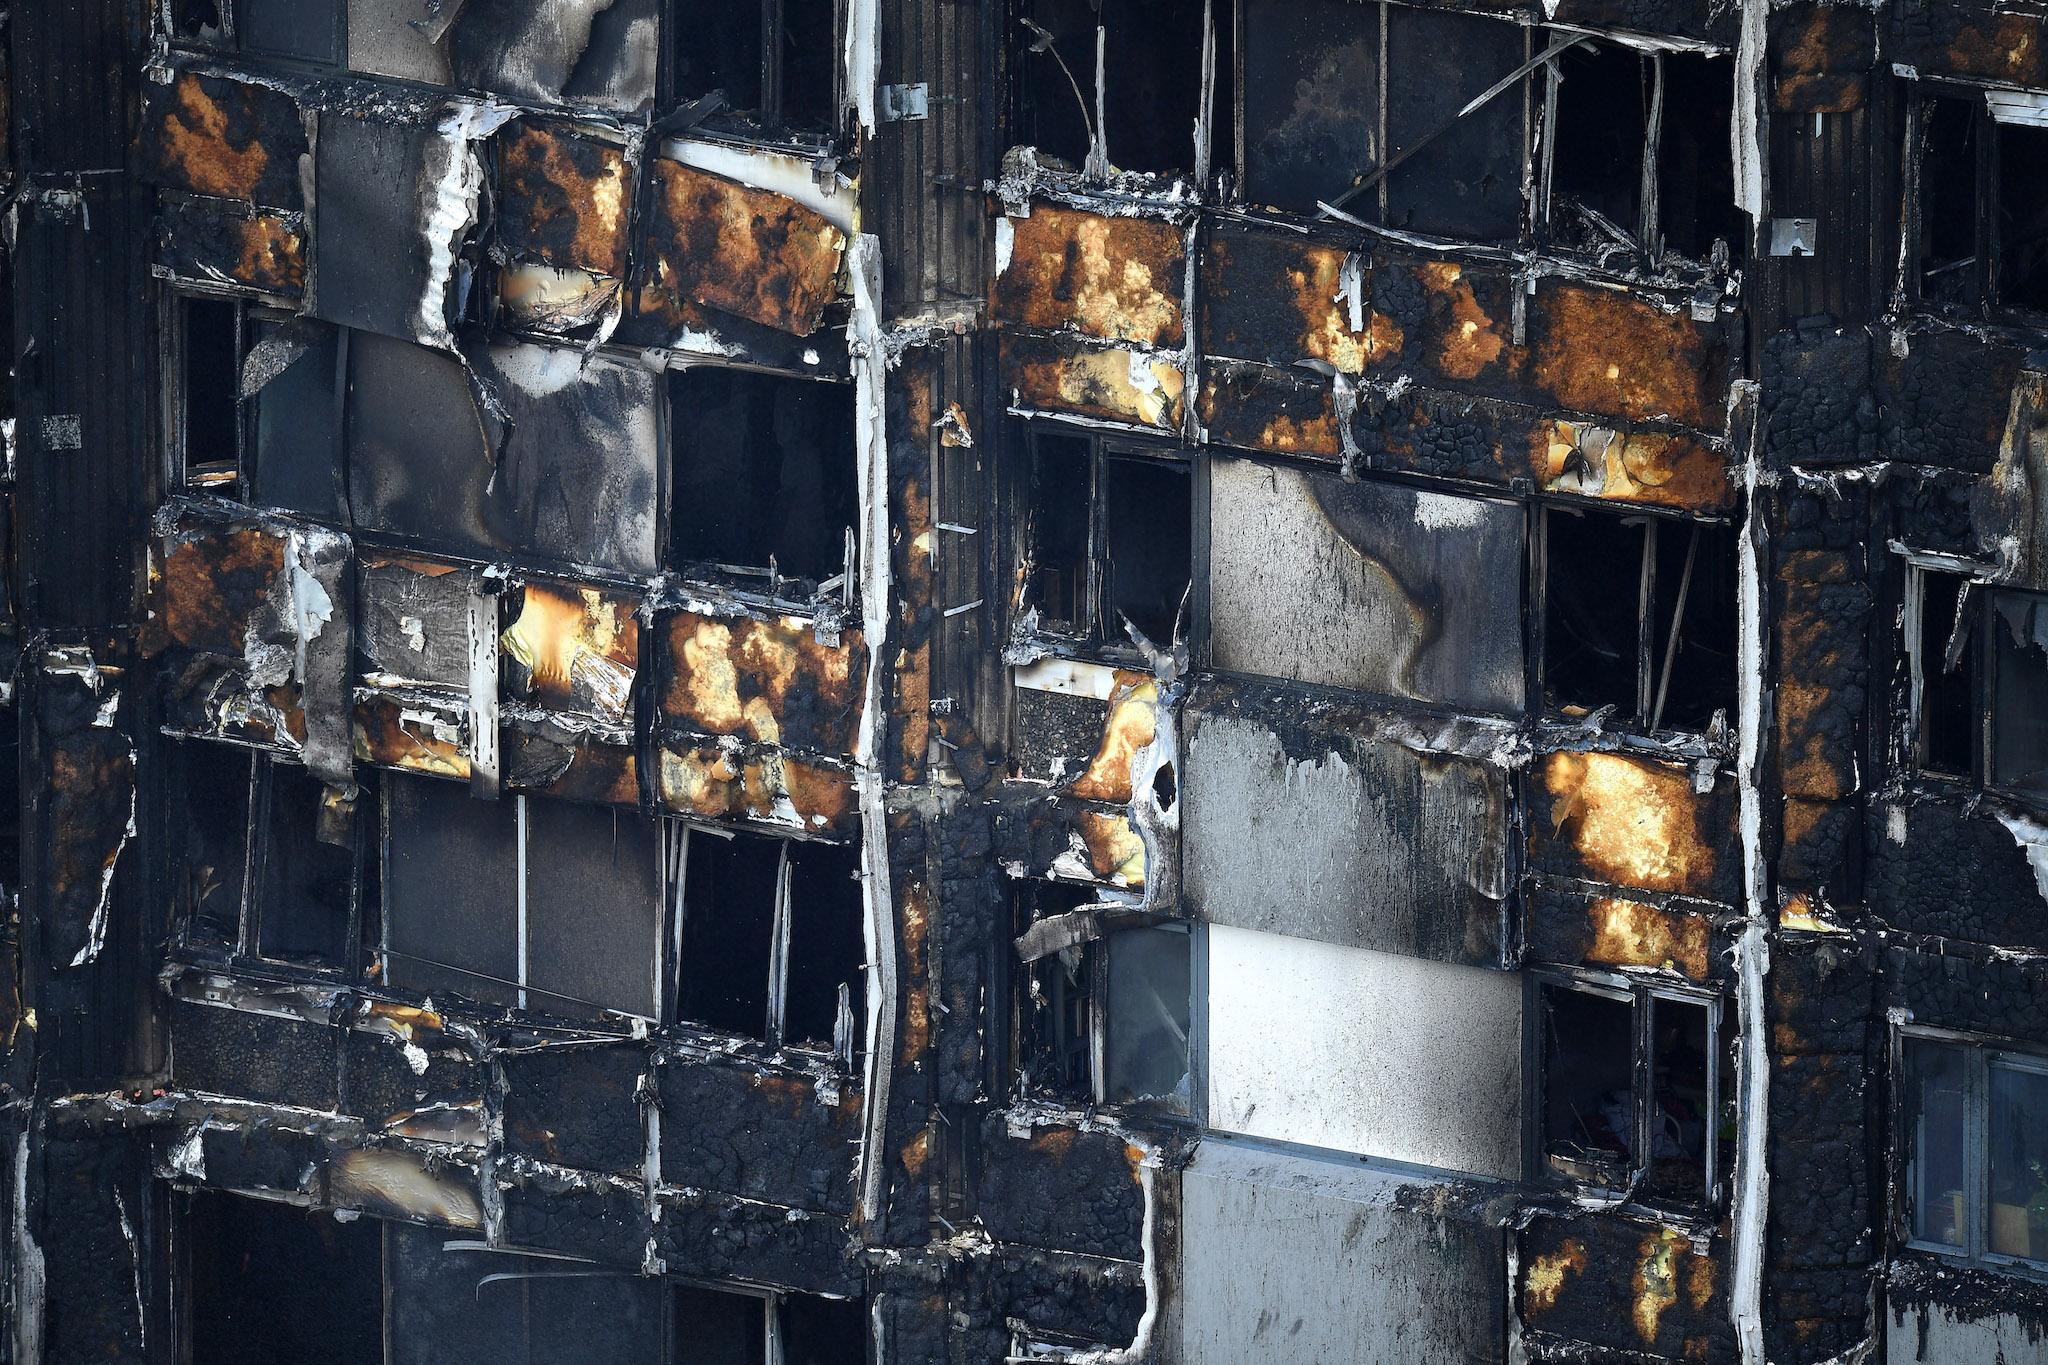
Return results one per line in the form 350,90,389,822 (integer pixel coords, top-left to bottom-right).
171,0,224,40
237,0,344,65
251,760,363,968
675,827,864,1052
1011,0,1210,177
1382,5,1525,242
1536,975,1728,1207
1991,589,2048,799
669,0,838,136
1655,53,1742,263
1011,880,1191,1111
383,775,662,1021
1909,565,1979,777
1237,0,1381,215
669,367,859,589
169,740,255,951
1538,981,1634,1185
1017,425,1191,652
1903,1033,2048,1267
176,295,245,492
670,1282,865,1364
249,318,347,520
1547,43,1648,244
1539,506,1737,733
182,1191,383,1364
1913,91,2048,315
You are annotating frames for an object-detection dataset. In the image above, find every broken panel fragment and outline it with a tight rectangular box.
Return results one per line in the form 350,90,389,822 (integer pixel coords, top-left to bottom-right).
641,159,847,337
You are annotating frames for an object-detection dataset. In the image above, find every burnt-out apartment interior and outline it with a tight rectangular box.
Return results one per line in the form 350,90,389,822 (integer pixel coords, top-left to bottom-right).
3,0,2048,1360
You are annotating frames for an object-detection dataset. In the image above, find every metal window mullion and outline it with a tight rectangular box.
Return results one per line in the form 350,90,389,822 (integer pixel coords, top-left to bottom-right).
1530,506,1551,714
1981,102,2000,308
239,753,265,957
1632,986,1654,1188
1377,0,1390,224
764,1291,785,1365
1704,996,1721,1206
1089,939,1109,1106
1085,440,1107,643
767,842,793,1044
1977,586,1994,786
516,794,529,1012
1640,53,1665,259
1970,1046,1990,1263
762,0,784,122
233,301,252,501
1637,518,1658,721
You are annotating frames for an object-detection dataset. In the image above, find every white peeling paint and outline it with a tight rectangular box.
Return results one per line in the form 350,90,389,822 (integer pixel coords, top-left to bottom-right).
13,1133,43,1365
417,100,520,351
1729,399,1769,1364
844,0,880,134
1996,811,2048,906
68,771,136,970
995,216,1015,277
1013,656,1122,700
663,139,856,232
1732,0,1766,224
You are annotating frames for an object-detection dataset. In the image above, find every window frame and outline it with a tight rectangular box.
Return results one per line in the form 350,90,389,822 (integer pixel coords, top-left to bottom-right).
1896,1025,2048,1277
670,823,864,1060
1015,421,1194,659
1525,966,1730,1213
662,0,845,142
1905,79,2048,324
1530,501,1737,735
1899,556,2048,808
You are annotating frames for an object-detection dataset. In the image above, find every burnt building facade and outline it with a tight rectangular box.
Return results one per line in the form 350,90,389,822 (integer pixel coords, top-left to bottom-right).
1,0,2047,1360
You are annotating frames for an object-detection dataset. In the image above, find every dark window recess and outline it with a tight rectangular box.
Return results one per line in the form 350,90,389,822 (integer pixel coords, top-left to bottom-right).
781,1292,868,1365
1914,95,2048,314
1010,0,1209,177
670,0,838,135
1018,425,1190,651
1012,881,1190,1110
1539,982,1635,1185
169,741,254,950
1991,589,2048,800
669,368,859,587
252,760,359,967
1540,506,1736,733
1238,0,1380,214
1101,453,1192,646
1547,43,1740,266
237,0,343,66
1383,6,1523,242
675,1285,768,1362
1535,976,1729,1208
676,828,863,1050
179,295,244,490
383,775,662,1020
1903,1034,2048,1267
386,1223,667,1365
183,1191,382,1365
171,0,224,39
1913,567,1978,777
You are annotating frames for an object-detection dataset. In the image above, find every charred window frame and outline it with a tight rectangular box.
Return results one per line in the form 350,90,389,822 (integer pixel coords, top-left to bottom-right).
1007,0,1226,182
1537,37,1743,268
668,365,862,601
175,1189,384,1363
1016,423,1193,655
665,0,842,140
163,290,253,498
1533,503,1739,734
167,740,379,978
1900,560,2048,806
1008,879,1192,1113
1907,83,2048,318
672,825,865,1058
1897,1027,2048,1275
163,0,345,65
1528,970,1733,1211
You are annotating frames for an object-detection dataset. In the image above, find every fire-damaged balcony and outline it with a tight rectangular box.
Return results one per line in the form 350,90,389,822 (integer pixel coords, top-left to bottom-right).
5,0,2048,1359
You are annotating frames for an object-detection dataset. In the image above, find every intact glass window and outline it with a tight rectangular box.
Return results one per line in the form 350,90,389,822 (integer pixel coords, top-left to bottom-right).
1903,1033,2048,1268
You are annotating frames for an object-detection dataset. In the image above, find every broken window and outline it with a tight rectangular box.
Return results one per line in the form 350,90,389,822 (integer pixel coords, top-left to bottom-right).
1009,0,1212,179
237,0,344,65
1900,566,2048,803
1012,880,1191,1111
383,774,663,1021
1543,42,1742,266
167,293,247,495
669,366,860,592
1912,88,2048,315
674,827,865,1052
180,1191,383,1363
1018,424,1191,651
671,1281,867,1364
1537,505,1738,733
1238,0,1524,239
1533,973,1730,1208
166,741,374,973
669,0,838,137
1901,1032,2048,1268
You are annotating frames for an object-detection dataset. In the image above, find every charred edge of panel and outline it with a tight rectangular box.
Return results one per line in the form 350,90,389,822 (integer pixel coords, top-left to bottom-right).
141,69,308,210
992,203,1188,350
640,160,847,338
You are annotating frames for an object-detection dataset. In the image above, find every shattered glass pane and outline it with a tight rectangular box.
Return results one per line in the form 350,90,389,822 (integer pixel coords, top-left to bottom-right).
1906,1037,1969,1249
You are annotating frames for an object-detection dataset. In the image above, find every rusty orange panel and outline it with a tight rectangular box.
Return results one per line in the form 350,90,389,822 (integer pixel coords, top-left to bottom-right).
1202,231,1384,373
159,200,306,296
1068,672,1157,805
642,160,846,337
1370,259,1511,385
1527,282,1730,431
898,874,930,1064
1894,8,2048,88
142,71,307,209
992,205,1185,349
661,610,866,758
154,528,287,658
502,581,639,724
1077,808,1145,887
1529,420,1732,514
656,744,856,835
497,121,630,279
1585,895,1712,980
1002,332,1184,431
1197,364,1342,461
353,693,469,780
1531,751,1723,899
504,726,640,808
1771,5,1875,113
